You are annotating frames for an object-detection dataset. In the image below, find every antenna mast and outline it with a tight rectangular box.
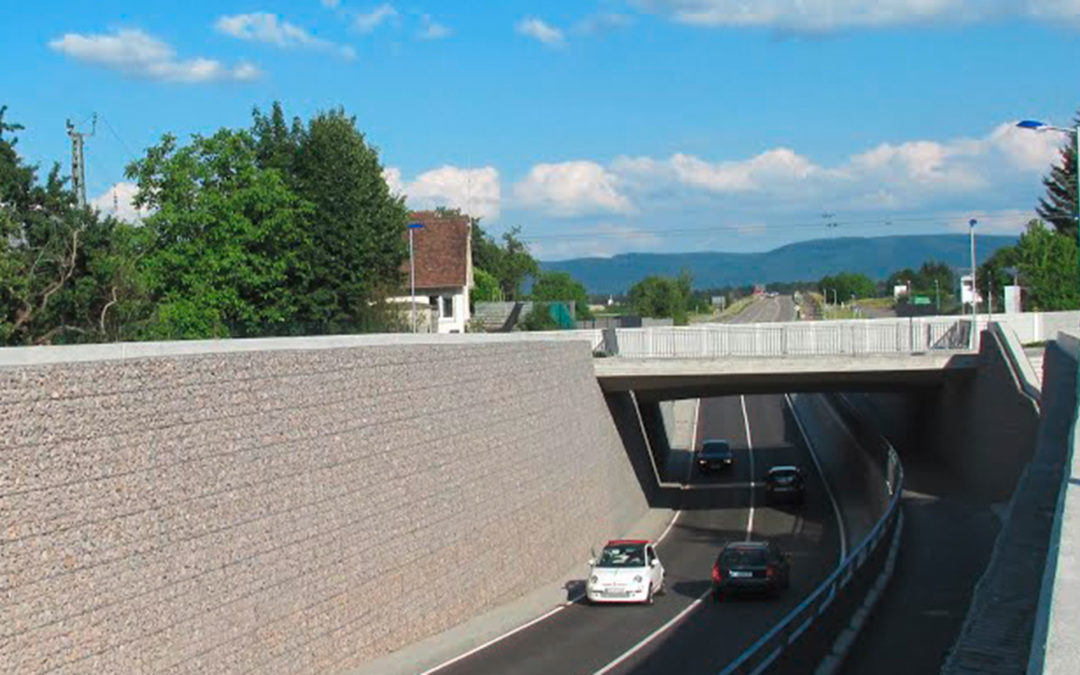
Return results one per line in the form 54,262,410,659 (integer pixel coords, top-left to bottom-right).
66,114,96,208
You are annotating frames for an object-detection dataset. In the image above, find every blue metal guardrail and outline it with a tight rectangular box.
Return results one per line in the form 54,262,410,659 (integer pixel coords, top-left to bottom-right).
718,403,905,675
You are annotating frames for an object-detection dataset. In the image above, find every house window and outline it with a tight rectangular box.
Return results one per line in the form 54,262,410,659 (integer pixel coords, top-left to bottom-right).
441,295,455,319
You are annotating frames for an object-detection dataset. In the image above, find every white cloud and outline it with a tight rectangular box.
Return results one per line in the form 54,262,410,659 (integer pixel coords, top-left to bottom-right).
615,148,828,194
49,29,260,83
418,14,452,40
989,121,1066,171
91,182,145,223
515,161,634,216
215,13,355,60
354,4,398,33
634,0,1080,32
516,17,566,46
387,166,501,220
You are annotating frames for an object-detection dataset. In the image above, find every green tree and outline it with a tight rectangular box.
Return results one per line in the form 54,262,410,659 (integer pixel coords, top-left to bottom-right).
1,106,140,345
470,267,500,304
819,272,876,302
1036,112,1079,239
471,223,538,300
629,272,693,325
287,108,409,332
531,271,593,320
1013,219,1079,310
127,129,311,339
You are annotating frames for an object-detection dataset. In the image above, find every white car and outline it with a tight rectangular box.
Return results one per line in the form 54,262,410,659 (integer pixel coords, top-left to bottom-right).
586,539,665,605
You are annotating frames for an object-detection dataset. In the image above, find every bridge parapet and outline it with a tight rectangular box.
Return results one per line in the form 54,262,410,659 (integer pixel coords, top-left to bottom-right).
610,316,973,358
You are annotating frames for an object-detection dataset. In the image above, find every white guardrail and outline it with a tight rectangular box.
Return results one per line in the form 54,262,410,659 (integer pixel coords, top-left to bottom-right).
611,317,973,358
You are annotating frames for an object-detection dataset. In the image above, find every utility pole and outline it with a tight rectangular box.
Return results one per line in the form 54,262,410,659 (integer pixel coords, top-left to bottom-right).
66,114,96,208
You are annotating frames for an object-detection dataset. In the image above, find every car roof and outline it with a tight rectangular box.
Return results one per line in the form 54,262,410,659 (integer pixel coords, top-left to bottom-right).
605,539,650,546
721,541,770,550
703,439,729,445
767,465,801,473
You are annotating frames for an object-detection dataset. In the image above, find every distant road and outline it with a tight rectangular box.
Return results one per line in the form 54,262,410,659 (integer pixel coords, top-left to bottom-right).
722,295,797,324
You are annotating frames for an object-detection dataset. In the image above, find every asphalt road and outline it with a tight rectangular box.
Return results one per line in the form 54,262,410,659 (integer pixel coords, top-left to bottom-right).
723,296,798,324
430,394,843,675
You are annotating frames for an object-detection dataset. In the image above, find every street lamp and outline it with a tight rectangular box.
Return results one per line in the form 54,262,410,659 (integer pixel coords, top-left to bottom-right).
408,222,424,332
968,219,977,345
1017,118,1080,301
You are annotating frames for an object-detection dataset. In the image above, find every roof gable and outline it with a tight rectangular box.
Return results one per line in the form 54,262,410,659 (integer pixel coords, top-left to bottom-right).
404,211,471,290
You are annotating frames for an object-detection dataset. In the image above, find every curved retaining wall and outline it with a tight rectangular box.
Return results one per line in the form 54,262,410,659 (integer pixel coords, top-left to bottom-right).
0,339,648,673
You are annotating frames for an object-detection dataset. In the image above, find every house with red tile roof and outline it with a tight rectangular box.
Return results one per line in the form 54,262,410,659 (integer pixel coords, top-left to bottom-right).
396,210,474,333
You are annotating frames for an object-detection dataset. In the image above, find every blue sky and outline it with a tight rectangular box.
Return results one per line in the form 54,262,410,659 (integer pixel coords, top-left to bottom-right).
3,0,1079,259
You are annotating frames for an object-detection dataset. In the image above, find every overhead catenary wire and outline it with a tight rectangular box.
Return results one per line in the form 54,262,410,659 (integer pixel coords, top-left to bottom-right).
514,211,1034,243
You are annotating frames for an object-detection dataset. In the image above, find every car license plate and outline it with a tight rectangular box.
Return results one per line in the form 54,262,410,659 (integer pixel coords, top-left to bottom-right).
729,570,751,578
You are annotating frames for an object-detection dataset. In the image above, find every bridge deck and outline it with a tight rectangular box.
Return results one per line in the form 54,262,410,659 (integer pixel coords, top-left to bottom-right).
595,352,977,397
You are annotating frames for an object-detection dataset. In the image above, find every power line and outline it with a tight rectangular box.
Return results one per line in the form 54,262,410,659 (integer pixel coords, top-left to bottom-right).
516,211,1033,243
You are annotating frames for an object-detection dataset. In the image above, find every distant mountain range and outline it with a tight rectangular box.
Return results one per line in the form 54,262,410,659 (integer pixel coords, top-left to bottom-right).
540,234,1019,294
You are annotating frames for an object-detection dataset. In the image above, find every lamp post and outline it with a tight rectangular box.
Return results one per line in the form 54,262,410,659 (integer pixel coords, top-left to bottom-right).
968,218,977,346
1017,119,1080,299
408,222,424,332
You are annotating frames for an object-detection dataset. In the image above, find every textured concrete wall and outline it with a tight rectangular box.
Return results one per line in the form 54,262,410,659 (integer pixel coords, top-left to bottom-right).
1,340,648,674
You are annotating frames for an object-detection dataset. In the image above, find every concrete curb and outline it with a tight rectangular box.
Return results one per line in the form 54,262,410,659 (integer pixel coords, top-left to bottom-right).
815,510,904,675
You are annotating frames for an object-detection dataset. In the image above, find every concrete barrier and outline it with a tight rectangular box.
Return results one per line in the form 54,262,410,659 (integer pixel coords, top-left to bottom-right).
0,340,648,673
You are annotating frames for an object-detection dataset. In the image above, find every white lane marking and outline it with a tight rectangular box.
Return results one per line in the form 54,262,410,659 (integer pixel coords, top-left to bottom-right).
655,509,682,545
740,394,755,541
784,393,848,562
591,590,711,675
420,601,576,675
682,481,759,491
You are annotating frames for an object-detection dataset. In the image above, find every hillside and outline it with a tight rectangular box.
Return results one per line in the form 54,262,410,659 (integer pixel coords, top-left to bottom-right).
540,234,1018,294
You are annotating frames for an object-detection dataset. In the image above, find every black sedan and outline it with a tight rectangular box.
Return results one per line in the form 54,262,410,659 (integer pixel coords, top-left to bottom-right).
711,541,791,600
764,465,806,504
696,439,734,473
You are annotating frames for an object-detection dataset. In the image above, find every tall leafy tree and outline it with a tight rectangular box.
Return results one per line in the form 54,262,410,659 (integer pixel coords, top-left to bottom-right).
1013,219,1079,311
1036,112,1079,239
127,129,310,339
1,106,140,345
286,108,408,332
471,224,538,300
629,272,694,325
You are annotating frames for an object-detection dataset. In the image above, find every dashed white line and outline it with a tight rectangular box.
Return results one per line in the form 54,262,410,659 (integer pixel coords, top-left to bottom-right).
784,393,848,562
740,394,756,541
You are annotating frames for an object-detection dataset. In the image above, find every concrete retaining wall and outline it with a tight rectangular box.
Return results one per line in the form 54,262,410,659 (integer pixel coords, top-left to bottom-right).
1,340,648,674
931,326,1041,501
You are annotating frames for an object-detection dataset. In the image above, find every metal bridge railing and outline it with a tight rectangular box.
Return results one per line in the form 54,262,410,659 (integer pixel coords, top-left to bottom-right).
611,317,973,358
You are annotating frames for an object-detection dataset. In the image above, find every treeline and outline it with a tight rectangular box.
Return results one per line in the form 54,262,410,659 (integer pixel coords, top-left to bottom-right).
1,102,410,345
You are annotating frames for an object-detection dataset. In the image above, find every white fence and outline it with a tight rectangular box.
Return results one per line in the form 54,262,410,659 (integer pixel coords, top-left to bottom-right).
612,316,973,358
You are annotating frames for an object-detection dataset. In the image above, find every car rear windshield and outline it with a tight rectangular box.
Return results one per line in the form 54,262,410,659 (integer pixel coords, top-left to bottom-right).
597,544,647,568
770,470,800,483
702,441,731,457
719,547,768,567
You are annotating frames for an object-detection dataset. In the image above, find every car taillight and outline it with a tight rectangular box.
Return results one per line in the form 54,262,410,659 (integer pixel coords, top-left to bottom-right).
711,566,724,582
766,565,776,580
